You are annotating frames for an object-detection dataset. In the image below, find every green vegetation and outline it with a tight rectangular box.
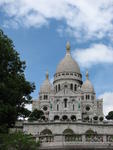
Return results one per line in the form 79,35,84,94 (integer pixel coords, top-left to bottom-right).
0,132,40,150
0,29,35,133
106,111,113,120
0,29,39,149
28,109,44,121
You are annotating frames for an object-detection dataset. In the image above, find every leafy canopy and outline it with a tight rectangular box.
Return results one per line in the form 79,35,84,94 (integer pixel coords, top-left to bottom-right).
0,132,40,150
28,109,44,121
0,29,35,132
106,111,113,120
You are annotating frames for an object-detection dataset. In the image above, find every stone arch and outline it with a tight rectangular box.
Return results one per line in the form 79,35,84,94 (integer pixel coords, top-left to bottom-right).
70,115,76,121
54,115,60,120
63,128,74,135
85,129,95,134
40,129,52,135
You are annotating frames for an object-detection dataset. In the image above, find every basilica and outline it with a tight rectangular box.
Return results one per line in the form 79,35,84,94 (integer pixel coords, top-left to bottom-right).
23,43,113,149
32,42,103,122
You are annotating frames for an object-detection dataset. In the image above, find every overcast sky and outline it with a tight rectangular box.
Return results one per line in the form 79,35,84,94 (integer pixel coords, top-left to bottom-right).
0,0,113,116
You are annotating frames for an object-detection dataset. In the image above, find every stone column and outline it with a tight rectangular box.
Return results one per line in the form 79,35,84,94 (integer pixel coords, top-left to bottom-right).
103,135,107,142
82,134,86,143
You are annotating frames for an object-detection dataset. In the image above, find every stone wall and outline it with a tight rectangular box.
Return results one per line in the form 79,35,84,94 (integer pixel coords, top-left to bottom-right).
23,121,113,135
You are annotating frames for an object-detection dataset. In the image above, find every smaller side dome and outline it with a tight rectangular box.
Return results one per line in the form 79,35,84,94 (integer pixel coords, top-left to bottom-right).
40,71,52,93
82,71,94,93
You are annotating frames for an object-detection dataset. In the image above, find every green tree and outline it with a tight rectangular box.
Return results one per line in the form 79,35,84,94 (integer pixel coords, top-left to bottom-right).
0,29,35,132
106,111,113,120
28,109,44,121
18,107,31,120
0,132,40,150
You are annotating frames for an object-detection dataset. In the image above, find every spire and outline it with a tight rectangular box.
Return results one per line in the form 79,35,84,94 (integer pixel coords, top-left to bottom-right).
86,70,89,80
66,41,70,54
46,71,49,80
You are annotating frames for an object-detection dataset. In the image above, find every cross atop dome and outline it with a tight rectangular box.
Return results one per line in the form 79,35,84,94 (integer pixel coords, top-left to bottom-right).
46,71,49,80
86,70,89,80
66,41,70,54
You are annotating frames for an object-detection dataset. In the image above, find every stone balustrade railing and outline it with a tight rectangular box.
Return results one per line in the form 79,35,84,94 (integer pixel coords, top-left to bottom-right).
37,134,113,144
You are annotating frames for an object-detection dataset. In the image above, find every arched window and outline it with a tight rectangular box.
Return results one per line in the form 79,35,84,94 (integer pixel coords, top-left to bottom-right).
71,115,76,121
63,128,74,134
86,95,87,99
40,129,52,135
85,129,95,134
70,84,73,90
62,115,68,121
74,84,77,91
56,85,57,92
58,84,60,91
54,115,59,120
57,104,59,111
86,95,90,100
91,95,94,100
44,95,48,100
73,104,74,111
64,99,67,108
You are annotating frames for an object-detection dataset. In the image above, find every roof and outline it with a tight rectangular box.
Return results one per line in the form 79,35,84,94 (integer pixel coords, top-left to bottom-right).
56,42,81,74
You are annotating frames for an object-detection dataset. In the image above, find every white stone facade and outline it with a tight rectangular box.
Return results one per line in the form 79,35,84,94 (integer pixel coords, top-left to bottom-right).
23,43,113,149
32,42,103,123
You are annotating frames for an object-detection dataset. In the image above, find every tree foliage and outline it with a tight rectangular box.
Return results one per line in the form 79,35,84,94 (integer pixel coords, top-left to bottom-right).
0,132,39,150
106,111,113,120
28,109,44,121
0,29,35,132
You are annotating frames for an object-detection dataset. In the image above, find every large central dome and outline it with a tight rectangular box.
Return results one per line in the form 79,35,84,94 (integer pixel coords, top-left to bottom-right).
56,42,80,74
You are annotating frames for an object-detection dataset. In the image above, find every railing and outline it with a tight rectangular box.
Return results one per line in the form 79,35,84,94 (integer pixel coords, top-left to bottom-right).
39,135,54,143
37,134,113,144
65,134,82,142
85,134,103,142
107,135,113,142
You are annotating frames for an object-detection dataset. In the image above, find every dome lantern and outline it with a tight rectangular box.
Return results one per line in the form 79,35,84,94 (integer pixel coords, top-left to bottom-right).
66,41,70,55
86,70,89,80
46,71,49,80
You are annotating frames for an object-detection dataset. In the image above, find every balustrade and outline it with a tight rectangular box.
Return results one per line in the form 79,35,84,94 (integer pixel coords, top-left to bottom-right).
39,135,54,143
107,135,113,142
85,134,103,142
38,134,113,144
65,134,82,142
